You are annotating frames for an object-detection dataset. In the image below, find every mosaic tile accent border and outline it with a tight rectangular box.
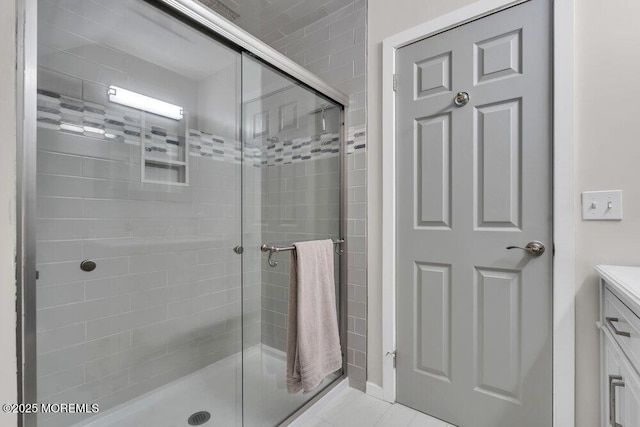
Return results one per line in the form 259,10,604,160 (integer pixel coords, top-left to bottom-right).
37,89,144,145
36,89,366,168
347,127,366,154
36,89,188,160
187,128,364,166
261,133,340,167
144,126,181,159
187,129,244,164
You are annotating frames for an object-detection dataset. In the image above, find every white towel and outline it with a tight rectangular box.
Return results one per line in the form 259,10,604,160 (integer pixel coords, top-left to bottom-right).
287,239,343,394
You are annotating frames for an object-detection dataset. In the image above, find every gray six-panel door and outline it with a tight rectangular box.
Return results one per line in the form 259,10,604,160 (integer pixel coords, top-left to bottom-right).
395,1,552,426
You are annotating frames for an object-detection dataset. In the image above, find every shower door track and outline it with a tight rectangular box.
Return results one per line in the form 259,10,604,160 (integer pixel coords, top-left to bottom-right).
15,0,350,426
157,0,349,107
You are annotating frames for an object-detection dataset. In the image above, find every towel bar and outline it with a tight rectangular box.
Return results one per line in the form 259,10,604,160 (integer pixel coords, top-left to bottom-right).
260,238,344,267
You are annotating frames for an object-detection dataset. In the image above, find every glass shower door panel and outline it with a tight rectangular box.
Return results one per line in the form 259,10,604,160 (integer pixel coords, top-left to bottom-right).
34,1,242,426
242,53,343,427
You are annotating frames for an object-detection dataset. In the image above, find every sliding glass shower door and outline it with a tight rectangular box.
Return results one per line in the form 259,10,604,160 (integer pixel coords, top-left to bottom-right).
29,2,343,427
241,54,343,427
34,1,243,426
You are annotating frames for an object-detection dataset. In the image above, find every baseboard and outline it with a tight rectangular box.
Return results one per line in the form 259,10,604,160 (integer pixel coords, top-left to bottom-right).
365,381,384,400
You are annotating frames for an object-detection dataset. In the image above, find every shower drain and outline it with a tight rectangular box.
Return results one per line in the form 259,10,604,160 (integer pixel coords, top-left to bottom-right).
188,411,211,425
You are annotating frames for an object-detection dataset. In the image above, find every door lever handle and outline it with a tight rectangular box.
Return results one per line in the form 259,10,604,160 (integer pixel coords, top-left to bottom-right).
506,241,545,256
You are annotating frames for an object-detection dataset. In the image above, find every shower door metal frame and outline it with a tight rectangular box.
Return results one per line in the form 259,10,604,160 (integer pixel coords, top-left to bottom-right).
16,0,38,426
15,0,349,426
157,0,349,107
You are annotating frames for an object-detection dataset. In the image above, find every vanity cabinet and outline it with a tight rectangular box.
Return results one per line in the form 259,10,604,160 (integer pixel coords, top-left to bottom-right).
597,265,640,427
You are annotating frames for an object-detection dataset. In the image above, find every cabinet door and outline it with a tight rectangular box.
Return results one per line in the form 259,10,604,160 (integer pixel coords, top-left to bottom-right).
621,362,640,427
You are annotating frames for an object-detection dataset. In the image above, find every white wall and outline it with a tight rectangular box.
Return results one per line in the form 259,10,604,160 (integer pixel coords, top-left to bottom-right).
366,0,478,387
0,0,18,425
368,0,640,425
574,1,640,425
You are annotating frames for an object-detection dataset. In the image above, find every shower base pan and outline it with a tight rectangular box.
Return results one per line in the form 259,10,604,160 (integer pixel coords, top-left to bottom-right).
70,345,336,427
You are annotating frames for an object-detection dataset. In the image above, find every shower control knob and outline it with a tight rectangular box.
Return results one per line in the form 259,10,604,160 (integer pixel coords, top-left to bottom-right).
233,246,244,255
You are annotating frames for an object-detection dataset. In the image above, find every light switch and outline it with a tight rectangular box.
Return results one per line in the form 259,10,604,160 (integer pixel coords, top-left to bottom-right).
582,190,623,220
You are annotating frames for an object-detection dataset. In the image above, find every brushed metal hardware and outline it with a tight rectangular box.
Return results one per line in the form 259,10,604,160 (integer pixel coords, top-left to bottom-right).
609,374,625,427
80,260,97,272
261,238,345,268
386,350,397,368
606,317,631,337
506,241,546,256
454,91,470,106
233,246,244,255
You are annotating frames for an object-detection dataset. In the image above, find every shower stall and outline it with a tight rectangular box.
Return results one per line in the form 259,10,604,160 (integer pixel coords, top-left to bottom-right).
17,1,347,426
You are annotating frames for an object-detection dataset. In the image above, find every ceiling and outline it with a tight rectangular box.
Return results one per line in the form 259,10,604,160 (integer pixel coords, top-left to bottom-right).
38,0,350,98
39,0,239,82
205,0,354,45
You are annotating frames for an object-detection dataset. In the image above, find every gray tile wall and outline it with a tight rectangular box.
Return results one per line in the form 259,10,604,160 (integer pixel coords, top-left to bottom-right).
36,121,245,424
36,128,244,427
268,1,366,131
260,158,341,352
345,149,367,390
239,0,368,391
242,158,264,350
35,42,246,427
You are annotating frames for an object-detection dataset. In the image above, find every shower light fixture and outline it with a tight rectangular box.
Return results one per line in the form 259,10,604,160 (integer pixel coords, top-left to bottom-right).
107,86,183,120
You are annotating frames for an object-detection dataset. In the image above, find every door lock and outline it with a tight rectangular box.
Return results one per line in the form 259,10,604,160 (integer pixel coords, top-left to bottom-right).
454,91,470,106
233,246,244,255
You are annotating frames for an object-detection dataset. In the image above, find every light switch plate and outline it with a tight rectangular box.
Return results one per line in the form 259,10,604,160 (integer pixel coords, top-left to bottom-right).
582,190,623,220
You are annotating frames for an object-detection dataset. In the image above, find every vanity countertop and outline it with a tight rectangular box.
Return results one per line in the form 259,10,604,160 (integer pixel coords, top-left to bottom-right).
596,265,640,315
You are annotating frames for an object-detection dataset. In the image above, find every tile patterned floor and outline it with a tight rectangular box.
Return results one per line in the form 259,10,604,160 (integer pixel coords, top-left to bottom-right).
299,388,455,427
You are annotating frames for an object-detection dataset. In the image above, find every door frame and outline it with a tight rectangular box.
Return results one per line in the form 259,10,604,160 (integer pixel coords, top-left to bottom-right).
380,0,575,426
